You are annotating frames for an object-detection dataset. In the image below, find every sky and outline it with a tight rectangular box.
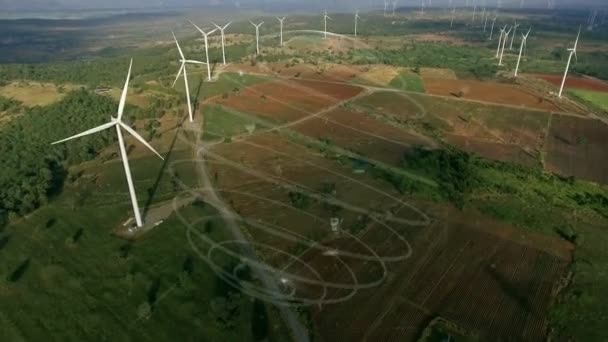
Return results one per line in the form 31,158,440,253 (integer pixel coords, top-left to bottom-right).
0,0,604,13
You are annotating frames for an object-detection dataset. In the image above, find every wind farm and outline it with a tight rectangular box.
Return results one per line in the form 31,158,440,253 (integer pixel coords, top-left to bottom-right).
0,3,607,342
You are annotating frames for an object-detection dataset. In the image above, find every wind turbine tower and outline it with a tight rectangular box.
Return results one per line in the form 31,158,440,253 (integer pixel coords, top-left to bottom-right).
392,0,398,17
451,8,456,28
212,21,232,65
472,5,477,23
510,21,519,50
489,15,496,40
496,25,506,58
514,28,531,77
51,60,164,228
499,26,512,66
383,0,389,17
483,11,489,32
190,21,218,81
276,16,287,46
323,10,332,39
558,27,581,98
354,10,361,37
171,32,206,122
250,20,264,55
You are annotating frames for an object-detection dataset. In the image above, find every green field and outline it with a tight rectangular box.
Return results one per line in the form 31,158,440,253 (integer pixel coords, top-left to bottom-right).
570,89,608,112
388,71,425,92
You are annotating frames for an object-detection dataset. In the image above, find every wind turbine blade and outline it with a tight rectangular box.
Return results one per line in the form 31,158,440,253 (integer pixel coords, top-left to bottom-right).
186,60,207,65
211,21,221,29
172,32,184,59
250,20,255,26
224,21,232,29
118,121,164,160
207,28,218,35
51,121,116,145
172,63,184,88
117,59,133,121
189,20,206,35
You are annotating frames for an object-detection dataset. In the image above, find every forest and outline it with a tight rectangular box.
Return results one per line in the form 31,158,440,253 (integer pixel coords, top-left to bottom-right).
0,90,118,226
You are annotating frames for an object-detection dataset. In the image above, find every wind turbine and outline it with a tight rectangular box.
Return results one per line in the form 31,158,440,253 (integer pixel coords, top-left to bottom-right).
558,27,581,98
276,16,287,46
451,7,456,28
483,11,488,32
420,0,425,17
514,28,531,77
510,21,519,50
383,0,389,17
496,25,506,58
354,10,361,37
472,5,477,23
392,0,398,17
211,21,232,65
499,26,512,66
489,15,496,40
51,60,164,228
189,21,217,81
171,32,205,122
323,10,332,39
250,20,264,55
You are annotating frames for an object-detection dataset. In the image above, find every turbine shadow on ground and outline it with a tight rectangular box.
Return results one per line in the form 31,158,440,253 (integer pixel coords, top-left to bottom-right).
142,77,204,217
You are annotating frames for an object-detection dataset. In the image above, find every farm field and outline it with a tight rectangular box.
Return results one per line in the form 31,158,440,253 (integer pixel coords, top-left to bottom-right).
214,78,364,123
0,81,75,107
292,205,571,342
570,89,608,112
422,77,577,113
535,74,608,92
544,114,608,184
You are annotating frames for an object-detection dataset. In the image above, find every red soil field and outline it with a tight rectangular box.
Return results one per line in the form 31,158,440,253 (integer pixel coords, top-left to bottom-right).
544,114,608,184
216,79,363,123
422,77,565,112
291,107,435,166
535,74,608,92
446,134,540,168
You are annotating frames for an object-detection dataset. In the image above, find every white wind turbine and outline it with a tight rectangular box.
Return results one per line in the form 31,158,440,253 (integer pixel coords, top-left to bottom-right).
510,21,519,50
250,20,264,55
472,5,477,23
499,26,512,66
392,0,398,17
211,21,232,65
420,0,425,17
276,16,287,46
451,8,456,28
172,32,205,122
514,28,531,77
489,15,496,39
483,11,488,32
51,60,164,228
354,10,361,37
190,21,217,81
496,25,506,58
383,0,389,17
323,10,332,39
558,27,581,98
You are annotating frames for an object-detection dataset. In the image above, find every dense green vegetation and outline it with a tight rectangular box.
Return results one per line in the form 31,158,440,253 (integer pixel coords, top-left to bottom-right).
0,95,22,113
0,90,117,223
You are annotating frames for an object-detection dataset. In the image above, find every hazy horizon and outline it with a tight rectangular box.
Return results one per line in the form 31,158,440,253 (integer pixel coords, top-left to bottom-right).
1,0,606,15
